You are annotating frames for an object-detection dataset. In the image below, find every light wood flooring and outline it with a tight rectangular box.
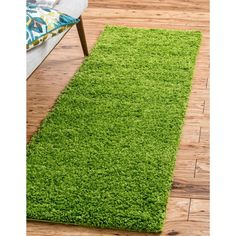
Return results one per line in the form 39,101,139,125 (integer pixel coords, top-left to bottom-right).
27,0,209,235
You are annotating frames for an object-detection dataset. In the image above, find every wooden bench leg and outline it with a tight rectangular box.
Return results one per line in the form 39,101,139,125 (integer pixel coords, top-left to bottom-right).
76,15,89,56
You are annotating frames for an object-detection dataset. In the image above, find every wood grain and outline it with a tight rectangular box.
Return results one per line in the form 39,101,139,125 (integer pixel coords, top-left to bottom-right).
171,178,209,199
27,0,209,234
189,199,209,222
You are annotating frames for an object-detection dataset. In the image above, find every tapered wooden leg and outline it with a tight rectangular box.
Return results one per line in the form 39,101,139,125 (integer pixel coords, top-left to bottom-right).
76,16,89,56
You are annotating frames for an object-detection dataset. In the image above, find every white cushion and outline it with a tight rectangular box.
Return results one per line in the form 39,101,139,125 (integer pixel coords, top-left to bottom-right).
55,0,88,18
27,0,60,8
27,0,88,78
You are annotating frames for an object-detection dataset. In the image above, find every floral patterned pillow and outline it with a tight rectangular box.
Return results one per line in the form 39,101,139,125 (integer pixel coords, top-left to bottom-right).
26,3,79,51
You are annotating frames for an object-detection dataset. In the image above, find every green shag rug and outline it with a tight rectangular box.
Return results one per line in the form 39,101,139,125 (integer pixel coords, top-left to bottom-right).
27,26,201,233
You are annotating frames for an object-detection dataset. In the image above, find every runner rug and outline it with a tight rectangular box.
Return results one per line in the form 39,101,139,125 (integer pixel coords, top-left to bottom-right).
27,26,201,232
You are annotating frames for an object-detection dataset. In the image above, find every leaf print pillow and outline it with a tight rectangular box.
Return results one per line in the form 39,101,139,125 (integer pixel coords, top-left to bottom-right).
26,3,79,51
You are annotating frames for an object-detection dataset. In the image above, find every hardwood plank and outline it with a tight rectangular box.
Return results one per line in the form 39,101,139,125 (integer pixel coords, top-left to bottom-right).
185,100,205,115
89,0,209,12
195,160,209,179
175,148,197,161
165,197,190,221
180,125,201,144
199,127,209,144
176,143,209,162
184,113,209,128
174,159,196,178
203,98,209,114
189,199,209,222
84,19,210,33
171,178,209,199
84,8,209,25
27,221,159,236
162,221,209,236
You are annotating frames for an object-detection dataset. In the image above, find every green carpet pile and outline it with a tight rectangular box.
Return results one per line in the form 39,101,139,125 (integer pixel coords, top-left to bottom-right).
27,26,201,232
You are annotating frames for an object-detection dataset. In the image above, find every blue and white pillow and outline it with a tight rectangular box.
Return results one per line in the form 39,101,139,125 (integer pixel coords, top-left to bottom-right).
26,3,79,50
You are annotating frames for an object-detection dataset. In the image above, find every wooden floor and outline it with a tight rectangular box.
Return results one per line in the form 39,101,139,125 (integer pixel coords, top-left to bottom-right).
27,0,209,235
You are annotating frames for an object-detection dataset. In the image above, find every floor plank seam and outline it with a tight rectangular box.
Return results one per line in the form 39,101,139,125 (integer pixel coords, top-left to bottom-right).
194,159,198,178
168,196,209,201
202,100,206,114
187,198,192,221
206,77,209,88
198,127,202,143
